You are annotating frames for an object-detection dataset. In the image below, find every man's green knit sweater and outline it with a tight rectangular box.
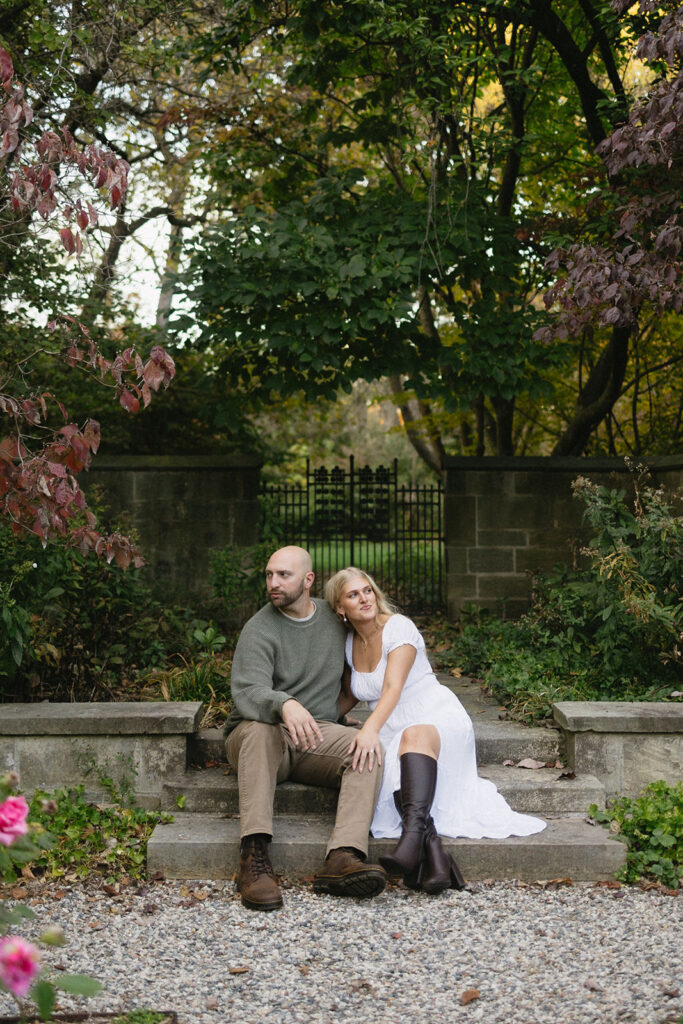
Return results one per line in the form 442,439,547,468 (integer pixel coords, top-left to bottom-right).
225,599,347,732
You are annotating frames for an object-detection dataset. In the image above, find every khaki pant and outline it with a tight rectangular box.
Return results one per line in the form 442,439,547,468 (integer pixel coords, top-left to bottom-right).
225,720,383,856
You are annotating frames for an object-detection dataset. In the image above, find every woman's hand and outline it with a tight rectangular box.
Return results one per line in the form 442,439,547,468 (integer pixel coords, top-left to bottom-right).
348,725,382,773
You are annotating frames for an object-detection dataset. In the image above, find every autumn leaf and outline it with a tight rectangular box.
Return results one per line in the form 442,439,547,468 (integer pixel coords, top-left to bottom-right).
461,989,480,1005
0,45,13,84
516,758,547,770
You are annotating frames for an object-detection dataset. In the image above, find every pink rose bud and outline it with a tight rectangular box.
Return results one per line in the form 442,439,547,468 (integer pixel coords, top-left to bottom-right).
0,795,29,846
0,936,41,998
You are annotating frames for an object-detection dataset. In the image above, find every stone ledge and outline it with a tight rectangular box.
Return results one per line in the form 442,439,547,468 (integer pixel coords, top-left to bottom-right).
553,701,683,734
0,702,204,736
553,700,683,797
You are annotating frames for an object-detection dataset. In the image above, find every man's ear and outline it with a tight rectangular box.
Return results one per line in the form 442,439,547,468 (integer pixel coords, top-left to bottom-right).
304,571,315,591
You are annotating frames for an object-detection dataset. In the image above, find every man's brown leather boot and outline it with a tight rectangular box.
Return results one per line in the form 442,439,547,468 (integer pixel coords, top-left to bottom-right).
312,847,386,898
236,835,283,911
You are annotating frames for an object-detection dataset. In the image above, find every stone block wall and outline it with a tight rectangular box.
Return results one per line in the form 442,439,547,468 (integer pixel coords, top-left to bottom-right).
444,455,683,619
84,454,262,601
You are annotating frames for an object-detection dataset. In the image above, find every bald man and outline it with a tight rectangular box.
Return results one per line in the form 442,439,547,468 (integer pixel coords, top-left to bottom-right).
225,546,386,911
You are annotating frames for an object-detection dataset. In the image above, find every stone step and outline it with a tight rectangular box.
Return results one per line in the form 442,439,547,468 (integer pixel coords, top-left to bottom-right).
162,764,605,817
191,715,561,769
147,813,626,882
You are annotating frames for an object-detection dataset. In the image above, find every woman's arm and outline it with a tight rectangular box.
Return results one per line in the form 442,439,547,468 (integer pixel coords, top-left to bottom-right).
337,663,358,719
348,644,417,772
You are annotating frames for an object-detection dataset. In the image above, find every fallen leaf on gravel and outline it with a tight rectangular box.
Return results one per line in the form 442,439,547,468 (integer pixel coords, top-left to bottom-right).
21,866,35,880
461,989,480,1004
51,890,65,900
391,932,403,939
661,987,680,998
10,887,27,899
449,667,462,678
517,758,547,770
583,978,603,992
191,889,208,901
350,979,376,996
502,760,515,767
594,880,622,889
205,997,219,1009
102,884,118,896
88,921,105,931
143,903,157,914
557,771,576,780
179,885,191,898
298,965,310,976
229,966,250,975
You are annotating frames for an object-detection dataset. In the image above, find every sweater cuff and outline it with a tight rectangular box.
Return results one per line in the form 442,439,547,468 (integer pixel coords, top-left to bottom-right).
274,691,293,719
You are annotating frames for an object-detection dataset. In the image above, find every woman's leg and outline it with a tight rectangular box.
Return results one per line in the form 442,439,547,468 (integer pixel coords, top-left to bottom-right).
388,725,466,894
398,724,441,759
378,730,439,881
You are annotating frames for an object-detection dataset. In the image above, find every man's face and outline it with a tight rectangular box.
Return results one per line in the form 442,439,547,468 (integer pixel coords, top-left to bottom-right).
265,553,310,610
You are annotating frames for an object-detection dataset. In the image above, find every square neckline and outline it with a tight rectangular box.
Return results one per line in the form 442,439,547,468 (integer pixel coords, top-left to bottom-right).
347,615,395,675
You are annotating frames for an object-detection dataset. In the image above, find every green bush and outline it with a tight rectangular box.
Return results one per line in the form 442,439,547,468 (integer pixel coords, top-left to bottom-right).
0,501,203,702
27,780,172,883
589,781,683,889
435,473,682,721
209,541,272,627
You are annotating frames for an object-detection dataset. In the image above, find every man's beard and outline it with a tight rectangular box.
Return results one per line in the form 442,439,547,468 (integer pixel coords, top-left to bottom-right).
268,579,306,608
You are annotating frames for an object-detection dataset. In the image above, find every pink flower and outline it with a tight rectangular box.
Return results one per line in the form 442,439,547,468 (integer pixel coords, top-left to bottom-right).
0,936,41,998
0,796,29,846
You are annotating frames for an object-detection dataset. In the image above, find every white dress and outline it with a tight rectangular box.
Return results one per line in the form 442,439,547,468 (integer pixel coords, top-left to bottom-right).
347,614,546,840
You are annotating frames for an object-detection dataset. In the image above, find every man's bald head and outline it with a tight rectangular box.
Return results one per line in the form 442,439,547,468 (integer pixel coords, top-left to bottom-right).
268,546,312,575
265,546,315,617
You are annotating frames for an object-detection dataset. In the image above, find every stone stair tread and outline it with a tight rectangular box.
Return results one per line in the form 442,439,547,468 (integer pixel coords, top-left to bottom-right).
147,813,626,882
162,763,605,816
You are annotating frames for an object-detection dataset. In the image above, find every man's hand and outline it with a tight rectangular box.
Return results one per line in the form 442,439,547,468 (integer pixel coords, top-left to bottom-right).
282,699,324,750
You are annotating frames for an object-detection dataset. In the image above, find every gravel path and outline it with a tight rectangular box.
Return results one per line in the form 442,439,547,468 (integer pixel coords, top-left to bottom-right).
0,879,680,1024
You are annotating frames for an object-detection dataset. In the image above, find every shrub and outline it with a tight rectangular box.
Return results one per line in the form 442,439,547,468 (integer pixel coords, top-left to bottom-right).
434,472,682,721
27,782,171,883
0,501,201,702
589,781,683,889
209,541,272,627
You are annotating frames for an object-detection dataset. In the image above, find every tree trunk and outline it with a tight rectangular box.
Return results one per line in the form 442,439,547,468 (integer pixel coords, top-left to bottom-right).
389,376,445,477
552,325,631,455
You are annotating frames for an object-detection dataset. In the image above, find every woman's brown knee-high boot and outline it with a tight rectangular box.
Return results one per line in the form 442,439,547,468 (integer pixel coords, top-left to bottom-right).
420,815,466,894
379,752,436,882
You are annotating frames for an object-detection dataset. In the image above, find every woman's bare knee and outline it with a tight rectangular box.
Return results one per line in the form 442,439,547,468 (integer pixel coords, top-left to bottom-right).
398,724,441,758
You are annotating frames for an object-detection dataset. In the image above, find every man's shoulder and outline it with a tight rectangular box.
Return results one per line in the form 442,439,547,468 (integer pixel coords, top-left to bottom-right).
236,603,280,644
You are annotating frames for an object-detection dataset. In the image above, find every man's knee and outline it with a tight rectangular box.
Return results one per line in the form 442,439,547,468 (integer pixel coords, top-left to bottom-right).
226,720,284,769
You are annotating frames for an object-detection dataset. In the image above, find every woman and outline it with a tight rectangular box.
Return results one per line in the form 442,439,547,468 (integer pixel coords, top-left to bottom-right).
325,567,546,895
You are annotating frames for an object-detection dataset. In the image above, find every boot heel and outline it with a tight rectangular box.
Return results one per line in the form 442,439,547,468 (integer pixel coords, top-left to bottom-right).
449,856,466,891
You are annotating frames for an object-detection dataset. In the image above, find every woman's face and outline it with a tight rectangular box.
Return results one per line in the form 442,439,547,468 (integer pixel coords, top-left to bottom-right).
336,576,378,625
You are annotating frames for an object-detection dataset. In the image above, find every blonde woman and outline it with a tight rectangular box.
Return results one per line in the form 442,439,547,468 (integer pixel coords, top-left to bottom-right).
326,567,546,894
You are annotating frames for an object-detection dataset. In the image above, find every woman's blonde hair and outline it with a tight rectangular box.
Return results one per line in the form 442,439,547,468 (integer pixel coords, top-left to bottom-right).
324,567,397,624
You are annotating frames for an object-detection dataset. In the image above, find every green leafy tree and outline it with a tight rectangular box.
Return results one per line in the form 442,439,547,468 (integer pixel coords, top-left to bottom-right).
178,0,681,467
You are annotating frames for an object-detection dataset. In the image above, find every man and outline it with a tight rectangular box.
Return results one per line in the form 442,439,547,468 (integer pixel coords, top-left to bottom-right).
225,545,386,911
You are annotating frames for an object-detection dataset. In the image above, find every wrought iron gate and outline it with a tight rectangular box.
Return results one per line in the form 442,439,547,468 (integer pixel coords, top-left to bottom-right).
261,458,444,614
